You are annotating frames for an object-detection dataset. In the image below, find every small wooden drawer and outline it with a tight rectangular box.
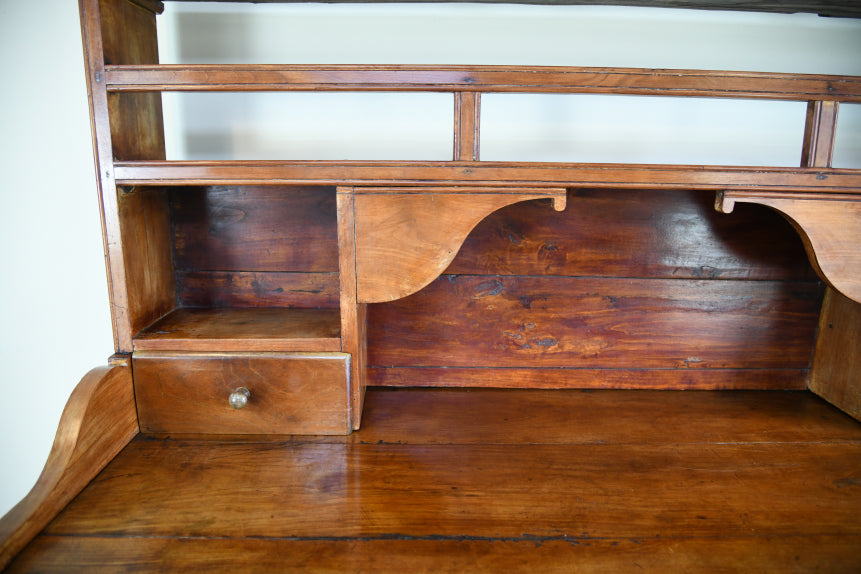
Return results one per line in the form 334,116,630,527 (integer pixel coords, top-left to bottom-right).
133,352,351,435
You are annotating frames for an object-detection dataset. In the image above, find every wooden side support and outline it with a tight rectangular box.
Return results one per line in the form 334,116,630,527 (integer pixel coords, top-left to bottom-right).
715,191,861,305
810,289,861,421
342,187,567,304
337,190,367,430
718,99,861,422
0,362,138,569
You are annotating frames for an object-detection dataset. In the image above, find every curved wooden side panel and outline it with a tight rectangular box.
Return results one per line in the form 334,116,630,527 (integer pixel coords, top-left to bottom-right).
717,191,861,304
353,188,567,303
0,362,138,569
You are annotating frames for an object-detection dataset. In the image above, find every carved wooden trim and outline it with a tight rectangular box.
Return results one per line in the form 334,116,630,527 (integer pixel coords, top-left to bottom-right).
0,362,138,569
351,187,567,303
716,191,861,304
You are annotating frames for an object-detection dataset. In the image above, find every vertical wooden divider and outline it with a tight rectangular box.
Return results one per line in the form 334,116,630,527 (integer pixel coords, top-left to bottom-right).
454,92,481,161
801,101,838,168
81,0,168,353
803,100,861,420
337,188,366,430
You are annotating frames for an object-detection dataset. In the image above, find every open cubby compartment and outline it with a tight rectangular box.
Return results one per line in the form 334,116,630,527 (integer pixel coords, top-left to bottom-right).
121,184,342,353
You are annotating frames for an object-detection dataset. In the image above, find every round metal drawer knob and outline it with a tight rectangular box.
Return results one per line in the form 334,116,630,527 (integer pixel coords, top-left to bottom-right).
229,387,251,410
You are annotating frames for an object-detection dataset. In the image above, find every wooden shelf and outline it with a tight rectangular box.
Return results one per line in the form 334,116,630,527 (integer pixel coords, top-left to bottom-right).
104,64,861,100
111,160,861,192
133,307,342,352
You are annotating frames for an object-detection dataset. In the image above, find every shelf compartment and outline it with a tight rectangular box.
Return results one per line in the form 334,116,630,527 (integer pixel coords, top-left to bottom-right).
133,307,342,352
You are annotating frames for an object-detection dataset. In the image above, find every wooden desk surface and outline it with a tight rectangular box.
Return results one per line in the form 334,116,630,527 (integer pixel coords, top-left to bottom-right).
10,388,861,572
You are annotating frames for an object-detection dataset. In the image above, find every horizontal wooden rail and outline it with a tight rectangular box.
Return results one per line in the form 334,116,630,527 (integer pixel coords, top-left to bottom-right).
104,65,861,101
112,161,861,192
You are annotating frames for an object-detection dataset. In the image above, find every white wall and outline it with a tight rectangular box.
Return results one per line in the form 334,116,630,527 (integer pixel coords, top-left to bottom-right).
1,1,860,520
0,0,113,517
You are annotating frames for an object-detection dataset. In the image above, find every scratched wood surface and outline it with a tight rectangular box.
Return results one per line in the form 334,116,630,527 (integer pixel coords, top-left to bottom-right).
368,188,822,389
10,388,861,572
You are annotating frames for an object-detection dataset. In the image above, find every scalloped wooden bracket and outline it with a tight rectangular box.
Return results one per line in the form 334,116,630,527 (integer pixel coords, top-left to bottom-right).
349,187,567,303
0,361,138,570
716,190,861,304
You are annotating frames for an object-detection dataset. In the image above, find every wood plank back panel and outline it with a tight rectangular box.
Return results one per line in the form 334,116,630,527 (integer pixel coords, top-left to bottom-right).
171,186,340,309
175,270,340,309
449,188,816,280
368,276,821,370
367,188,822,389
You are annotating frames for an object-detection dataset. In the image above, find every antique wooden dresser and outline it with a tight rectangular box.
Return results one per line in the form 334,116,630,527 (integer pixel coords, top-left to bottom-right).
1,0,860,570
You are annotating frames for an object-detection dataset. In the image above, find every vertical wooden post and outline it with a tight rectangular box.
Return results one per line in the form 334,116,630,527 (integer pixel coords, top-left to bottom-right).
454,92,481,161
337,188,366,430
80,0,168,353
803,100,860,421
801,100,838,168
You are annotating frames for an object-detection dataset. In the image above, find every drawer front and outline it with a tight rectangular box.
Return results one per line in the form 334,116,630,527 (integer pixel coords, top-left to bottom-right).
133,352,351,435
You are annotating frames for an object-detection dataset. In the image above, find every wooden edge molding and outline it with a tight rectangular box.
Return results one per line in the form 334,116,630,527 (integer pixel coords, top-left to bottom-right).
716,190,861,304
0,362,138,569
354,188,567,303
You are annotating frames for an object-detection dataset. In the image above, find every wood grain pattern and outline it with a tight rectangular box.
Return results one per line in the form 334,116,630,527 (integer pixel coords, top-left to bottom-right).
811,288,861,420
453,92,480,161
107,93,165,161
449,188,817,280
801,100,838,168
336,190,365,429
0,363,137,570
718,191,861,303
171,185,339,274
112,161,861,193
42,443,861,541
81,0,165,352
116,188,176,336
176,270,340,309
42,429,861,541
11,535,861,573
353,388,861,445
11,388,861,570
104,65,861,101
98,0,159,67
369,367,808,389
133,307,341,352
367,275,822,371
354,189,566,303
133,352,351,434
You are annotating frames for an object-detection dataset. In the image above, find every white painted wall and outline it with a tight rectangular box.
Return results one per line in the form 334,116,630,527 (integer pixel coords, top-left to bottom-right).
1,0,860,520
0,0,113,518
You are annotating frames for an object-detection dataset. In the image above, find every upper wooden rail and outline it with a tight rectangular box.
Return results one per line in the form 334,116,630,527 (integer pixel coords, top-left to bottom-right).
112,161,861,192
104,65,861,102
